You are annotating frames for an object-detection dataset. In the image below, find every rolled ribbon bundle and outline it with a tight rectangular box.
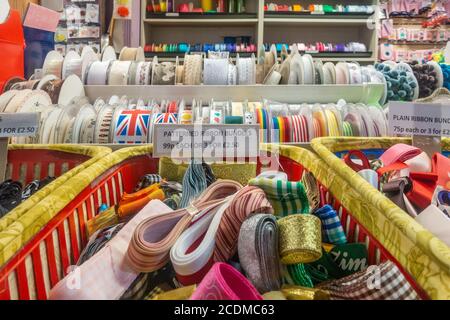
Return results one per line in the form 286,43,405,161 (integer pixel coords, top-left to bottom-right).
248,177,309,216
379,144,422,166
238,214,281,293
127,180,242,273
278,214,322,264
170,186,273,285
190,262,263,300
317,261,419,300
179,161,208,208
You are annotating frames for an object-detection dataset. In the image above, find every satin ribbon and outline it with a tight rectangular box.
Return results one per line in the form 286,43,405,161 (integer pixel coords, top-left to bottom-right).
237,57,255,85
108,61,132,85
344,150,371,172
415,204,450,246
379,144,422,166
86,61,110,85
190,262,263,300
291,115,310,142
49,200,173,300
127,180,242,273
382,177,413,213
256,107,269,142
342,121,353,136
238,214,281,294
406,153,450,210
281,285,330,300
278,214,322,264
170,186,273,285
324,110,340,136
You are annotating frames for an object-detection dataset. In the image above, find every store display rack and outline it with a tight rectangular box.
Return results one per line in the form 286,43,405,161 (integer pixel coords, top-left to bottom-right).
84,83,384,105
140,0,380,63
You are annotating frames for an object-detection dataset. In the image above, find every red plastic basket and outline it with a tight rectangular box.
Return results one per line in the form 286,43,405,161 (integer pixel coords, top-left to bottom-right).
0,145,427,300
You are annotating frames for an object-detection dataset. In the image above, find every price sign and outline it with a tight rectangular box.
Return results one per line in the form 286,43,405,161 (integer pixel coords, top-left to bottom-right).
388,102,450,137
0,113,39,138
153,124,260,159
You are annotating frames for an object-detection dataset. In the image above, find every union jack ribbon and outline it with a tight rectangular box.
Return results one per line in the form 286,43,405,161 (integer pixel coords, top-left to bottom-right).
113,110,151,144
153,113,178,124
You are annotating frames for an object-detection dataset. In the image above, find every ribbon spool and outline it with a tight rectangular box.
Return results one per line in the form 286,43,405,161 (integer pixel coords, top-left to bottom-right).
134,62,152,85
40,78,64,104
312,105,328,138
183,54,203,85
119,47,145,62
62,51,83,80
278,214,322,265
113,109,152,144
237,54,256,85
290,114,310,142
238,214,281,294
204,58,229,85
94,105,114,143
43,50,64,78
86,61,111,85
72,104,97,143
108,61,132,85
152,61,176,85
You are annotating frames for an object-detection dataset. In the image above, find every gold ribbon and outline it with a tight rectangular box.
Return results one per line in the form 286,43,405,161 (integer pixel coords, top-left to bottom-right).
281,285,330,300
150,285,196,300
278,214,322,264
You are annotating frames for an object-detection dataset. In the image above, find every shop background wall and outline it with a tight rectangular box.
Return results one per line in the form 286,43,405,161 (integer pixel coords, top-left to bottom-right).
9,0,39,17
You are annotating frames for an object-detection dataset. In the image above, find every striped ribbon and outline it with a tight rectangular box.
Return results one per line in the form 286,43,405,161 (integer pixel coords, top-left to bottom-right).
170,186,273,285
180,161,208,208
127,180,243,273
255,107,269,142
313,117,323,138
291,115,310,142
324,110,340,136
342,121,354,136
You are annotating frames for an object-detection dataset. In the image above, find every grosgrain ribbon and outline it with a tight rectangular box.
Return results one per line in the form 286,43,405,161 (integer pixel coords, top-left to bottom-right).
127,180,242,273
379,144,422,166
344,150,371,172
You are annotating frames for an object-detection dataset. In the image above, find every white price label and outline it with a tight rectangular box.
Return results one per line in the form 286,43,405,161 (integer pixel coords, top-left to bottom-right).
0,113,39,138
153,124,260,159
388,102,450,137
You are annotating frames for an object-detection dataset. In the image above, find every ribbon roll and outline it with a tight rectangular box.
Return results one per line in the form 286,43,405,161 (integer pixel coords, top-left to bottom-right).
127,180,242,273
313,205,347,245
134,62,152,85
190,262,263,300
248,178,309,216
170,186,273,285
324,110,341,136
179,161,208,208
204,58,229,85
113,110,151,144
238,214,281,293
40,79,64,104
153,62,176,85
86,61,110,85
237,57,255,85
183,54,203,85
317,261,419,300
281,285,330,300
108,61,132,85
379,144,422,166
291,115,310,142
278,214,322,264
